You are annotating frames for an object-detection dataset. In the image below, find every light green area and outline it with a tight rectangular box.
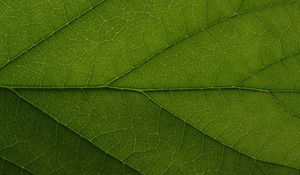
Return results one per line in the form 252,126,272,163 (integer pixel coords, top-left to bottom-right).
112,2,300,89
0,0,299,174
0,0,297,87
0,0,104,66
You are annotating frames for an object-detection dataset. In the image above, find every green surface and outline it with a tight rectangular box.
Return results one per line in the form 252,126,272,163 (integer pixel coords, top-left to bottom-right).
0,0,299,174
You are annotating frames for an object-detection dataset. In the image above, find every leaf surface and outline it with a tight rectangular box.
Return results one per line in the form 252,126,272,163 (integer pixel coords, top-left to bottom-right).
0,88,140,175
14,89,300,174
0,0,299,174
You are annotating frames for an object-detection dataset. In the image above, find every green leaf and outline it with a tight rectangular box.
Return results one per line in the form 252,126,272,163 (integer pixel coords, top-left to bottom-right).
0,0,299,174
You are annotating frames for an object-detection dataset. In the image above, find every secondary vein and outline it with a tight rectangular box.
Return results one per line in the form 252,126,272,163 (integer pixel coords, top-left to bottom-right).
0,0,107,71
0,156,34,175
104,1,297,87
9,88,143,175
140,91,300,171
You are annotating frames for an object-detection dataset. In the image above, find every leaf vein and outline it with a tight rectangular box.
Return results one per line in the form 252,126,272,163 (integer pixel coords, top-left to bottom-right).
104,1,297,87
9,88,143,175
0,156,34,175
140,91,300,170
0,0,107,71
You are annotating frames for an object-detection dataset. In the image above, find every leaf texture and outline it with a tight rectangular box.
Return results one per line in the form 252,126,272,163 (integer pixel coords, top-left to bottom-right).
0,0,299,174
0,89,140,175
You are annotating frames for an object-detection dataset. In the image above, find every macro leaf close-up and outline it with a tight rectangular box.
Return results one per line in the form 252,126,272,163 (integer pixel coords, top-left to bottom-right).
0,0,300,174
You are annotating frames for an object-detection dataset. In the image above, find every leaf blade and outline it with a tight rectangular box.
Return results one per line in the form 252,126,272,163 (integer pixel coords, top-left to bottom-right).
15,88,300,174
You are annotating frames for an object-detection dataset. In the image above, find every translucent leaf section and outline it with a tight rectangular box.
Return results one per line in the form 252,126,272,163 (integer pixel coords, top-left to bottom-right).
113,2,299,89
0,0,104,66
2,0,297,87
